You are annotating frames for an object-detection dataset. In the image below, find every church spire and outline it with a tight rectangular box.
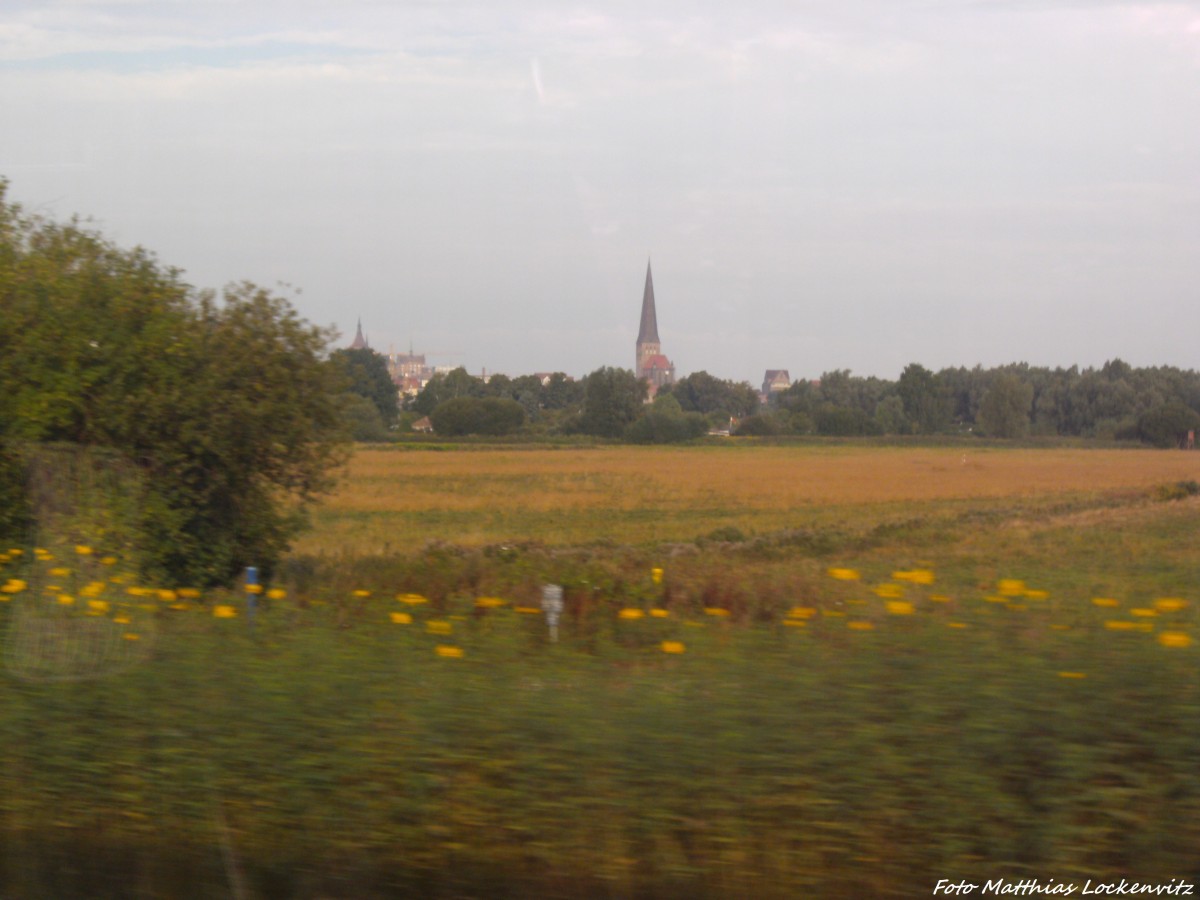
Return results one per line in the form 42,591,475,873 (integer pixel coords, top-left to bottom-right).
637,259,660,345
349,318,368,350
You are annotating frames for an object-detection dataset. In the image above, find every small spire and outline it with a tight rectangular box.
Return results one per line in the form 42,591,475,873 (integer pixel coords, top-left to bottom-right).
349,318,369,350
637,259,660,345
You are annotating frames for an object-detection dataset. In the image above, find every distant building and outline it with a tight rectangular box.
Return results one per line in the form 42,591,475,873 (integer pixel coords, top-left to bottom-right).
348,319,369,350
762,370,791,396
635,260,675,397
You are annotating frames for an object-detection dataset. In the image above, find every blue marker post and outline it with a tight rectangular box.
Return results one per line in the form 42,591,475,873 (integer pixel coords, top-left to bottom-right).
245,566,258,629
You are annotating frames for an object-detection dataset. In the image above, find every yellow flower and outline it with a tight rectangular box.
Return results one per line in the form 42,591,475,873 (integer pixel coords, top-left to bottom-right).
8,548,22,556
267,588,287,600
1130,608,1157,618
49,566,71,578
783,619,806,628
651,567,664,585
86,599,110,615
788,606,816,619
649,609,670,618
435,645,464,659
1,578,27,594
847,620,874,631
58,594,75,606
828,567,860,581
113,615,131,625
1024,589,1049,601
81,581,106,598
873,583,904,599
389,612,413,624
351,589,371,598
397,593,429,605
246,584,264,595
213,605,238,618
1155,598,1188,613
1057,671,1087,679
997,579,1026,597
885,601,915,616
1158,631,1192,648
893,569,934,585
1092,597,1119,608
158,589,178,602
474,596,506,608
426,620,452,635
100,556,118,566
122,633,141,641
75,545,93,556
946,622,968,629
704,607,730,618
618,608,645,620
514,605,541,614
660,641,685,654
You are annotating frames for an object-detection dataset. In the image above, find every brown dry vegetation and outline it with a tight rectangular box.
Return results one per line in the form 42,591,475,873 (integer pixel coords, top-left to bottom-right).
295,444,1200,554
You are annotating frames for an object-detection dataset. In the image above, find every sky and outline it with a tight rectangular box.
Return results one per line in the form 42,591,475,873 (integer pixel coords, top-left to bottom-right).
2,1,1198,384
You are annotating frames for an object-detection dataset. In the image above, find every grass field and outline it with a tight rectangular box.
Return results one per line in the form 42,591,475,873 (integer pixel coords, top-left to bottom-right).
3,442,1200,898
297,443,1200,552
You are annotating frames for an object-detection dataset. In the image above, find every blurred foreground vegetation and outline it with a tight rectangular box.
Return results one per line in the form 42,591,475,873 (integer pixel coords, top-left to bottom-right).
2,478,1199,897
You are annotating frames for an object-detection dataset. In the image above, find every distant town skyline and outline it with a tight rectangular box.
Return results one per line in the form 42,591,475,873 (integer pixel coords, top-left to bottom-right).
3,1,1197,384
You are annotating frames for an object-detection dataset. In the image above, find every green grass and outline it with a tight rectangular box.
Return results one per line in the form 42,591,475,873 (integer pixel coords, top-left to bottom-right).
3,445,1200,897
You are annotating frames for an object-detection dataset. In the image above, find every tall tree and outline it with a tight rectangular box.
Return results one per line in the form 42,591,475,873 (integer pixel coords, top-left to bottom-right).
977,374,1034,438
329,347,400,426
578,367,646,437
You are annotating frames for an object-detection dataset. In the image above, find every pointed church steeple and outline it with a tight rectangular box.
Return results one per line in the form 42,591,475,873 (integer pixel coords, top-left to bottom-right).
637,260,660,345
349,318,368,350
635,259,674,395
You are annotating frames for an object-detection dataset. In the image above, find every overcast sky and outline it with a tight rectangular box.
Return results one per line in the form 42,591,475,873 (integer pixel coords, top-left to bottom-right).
2,1,1197,383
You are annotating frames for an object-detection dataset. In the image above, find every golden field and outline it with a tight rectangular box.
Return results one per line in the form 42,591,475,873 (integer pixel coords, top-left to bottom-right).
295,443,1200,553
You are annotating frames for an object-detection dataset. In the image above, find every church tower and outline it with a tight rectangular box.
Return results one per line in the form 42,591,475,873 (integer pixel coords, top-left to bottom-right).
635,260,675,395
349,318,369,350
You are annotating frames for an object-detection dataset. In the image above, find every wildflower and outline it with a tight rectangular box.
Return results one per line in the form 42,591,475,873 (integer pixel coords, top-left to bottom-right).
389,612,413,624
703,607,730,618
58,594,75,606
788,606,816,619
873,583,904,599
1155,598,1188,613
885,601,915,616
651,567,664,585
352,589,371,598
984,595,1007,603
49,567,71,578
113,615,131,625
122,633,141,641
847,620,874,631
81,581,106,598
997,579,1026,597
75,545,93,556
893,569,934,585
660,641,686,654
1130,608,1157,618
397,593,429,605
474,597,505,608
1158,631,1192,649
100,556,118,566
246,584,264,595
1,578,27,594
426,620,453,635
1092,597,1119,608
618,608,645,620
8,549,22,556
514,606,541,614
1057,672,1087,679
158,589,178,602
267,588,286,601
649,609,670,618
435,645,464,659
1024,589,1049,601
783,619,806,628
828,567,860,581
213,605,237,618
86,599,110,615
946,622,968,629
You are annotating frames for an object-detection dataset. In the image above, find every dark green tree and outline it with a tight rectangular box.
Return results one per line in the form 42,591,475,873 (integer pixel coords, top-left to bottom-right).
0,180,347,586
430,397,526,436
577,367,646,437
1137,403,1200,448
897,363,952,433
977,374,1034,438
329,347,399,426
624,394,707,444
